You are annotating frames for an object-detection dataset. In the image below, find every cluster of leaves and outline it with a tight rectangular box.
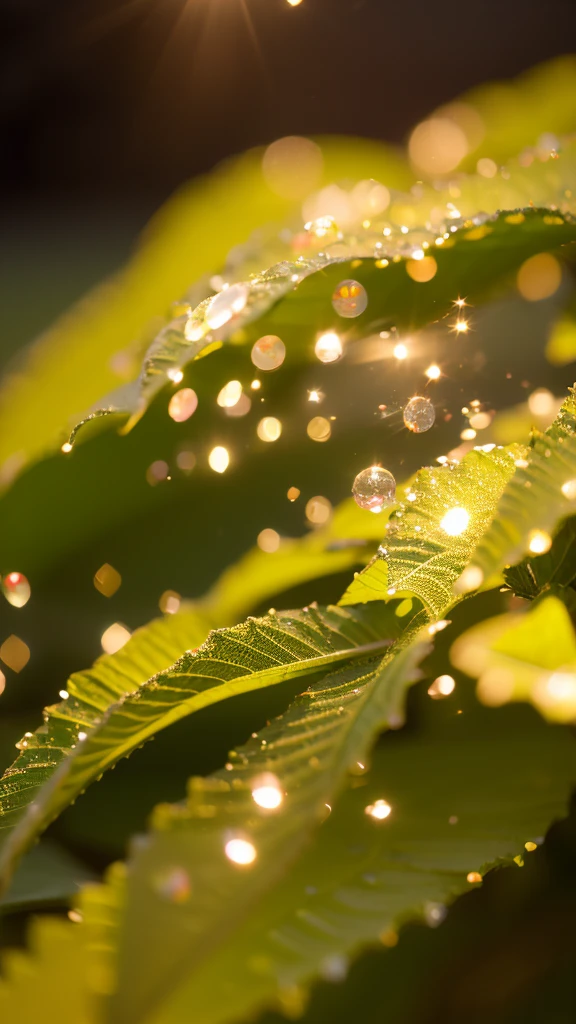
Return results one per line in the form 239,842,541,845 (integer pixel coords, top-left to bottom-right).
1,55,576,1024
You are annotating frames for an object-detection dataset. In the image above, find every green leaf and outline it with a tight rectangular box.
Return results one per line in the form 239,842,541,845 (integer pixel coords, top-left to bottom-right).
468,391,576,586
450,593,576,721
0,138,409,489
70,200,576,438
0,603,393,894
504,517,576,599
0,607,213,891
88,613,427,1024
82,640,574,1024
0,915,95,1022
0,841,95,914
339,445,521,615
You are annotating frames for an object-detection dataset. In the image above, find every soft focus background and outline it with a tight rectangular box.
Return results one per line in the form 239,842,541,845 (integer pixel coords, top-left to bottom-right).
2,6,576,1018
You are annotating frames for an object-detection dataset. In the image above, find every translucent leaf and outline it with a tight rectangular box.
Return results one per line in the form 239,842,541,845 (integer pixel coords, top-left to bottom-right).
0,840,95,913
0,604,393,893
469,391,576,584
0,915,95,1022
70,195,576,438
450,594,576,722
504,517,576,599
339,445,522,616
0,138,409,489
546,288,576,366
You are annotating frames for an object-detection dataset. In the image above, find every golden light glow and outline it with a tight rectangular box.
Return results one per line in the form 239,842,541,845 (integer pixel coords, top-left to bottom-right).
217,380,243,408
167,368,184,384
168,388,198,422
307,416,331,442
517,253,562,302
206,283,248,330
528,529,552,554
262,135,321,198
425,364,441,380
393,343,408,360
308,389,324,403
528,388,556,418
1,572,31,609
406,256,437,283
408,117,469,175
477,157,498,178
225,837,257,865
427,675,456,699
93,563,122,598
251,379,261,390
453,318,469,334
251,335,286,371
305,496,332,525
159,590,181,615
460,428,476,441
525,841,538,852
61,442,73,454
440,507,470,536
0,635,30,673
0,670,5,696
208,446,230,473
257,528,281,553
364,799,392,821
467,871,482,884
454,564,484,594
315,331,343,363
257,417,282,442
469,411,492,430
101,623,131,655
251,774,284,810
146,460,169,486
287,486,300,501
561,479,576,501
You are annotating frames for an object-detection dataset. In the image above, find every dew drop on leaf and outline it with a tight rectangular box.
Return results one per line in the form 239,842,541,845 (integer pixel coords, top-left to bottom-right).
331,279,368,318
206,283,248,330
403,395,436,433
352,466,396,513
225,837,257,866
251,335,286,371
2,572,31,608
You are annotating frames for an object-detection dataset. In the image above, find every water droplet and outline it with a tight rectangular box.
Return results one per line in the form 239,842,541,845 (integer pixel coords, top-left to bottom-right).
403,396,435,433
307,416,331,442
332,279,368,318
159,590,181,614
287,486,300,501
251,335,286,371
305,216,339,244
428,675,456,699
2,572,31,608
257,529,281,553
168,388,198,423
352,466,396,513
528,528,552,554
364,799,392,821
425,364,441,380
305,496,332,525
208,446,230,473
257,417,282,442
225,837,257,866
314,331,342,363
93,563,121,598
206,283,248,330
101,623,131,655
217,380,243,408
251,773,284,810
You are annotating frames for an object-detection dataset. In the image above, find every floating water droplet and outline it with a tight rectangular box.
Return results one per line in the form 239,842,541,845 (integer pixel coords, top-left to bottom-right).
305,496,332,525
287,486,300,501
425,364,441,380
428,675,456,699
528,388,556,418
93,563,121,598
251,335,286,371
217,380,243,408
352,466,396,513
257,529,281,553
225,837,257,866
206,283,248,330
331,279,368,318
403,396,435,433
307,416,331,442
2,572,31,609
168,388,198,423
159,590,181,614
101,623,131,655
257,417,282,442
314,331,342,363
208,446,230,473
0,635,30,673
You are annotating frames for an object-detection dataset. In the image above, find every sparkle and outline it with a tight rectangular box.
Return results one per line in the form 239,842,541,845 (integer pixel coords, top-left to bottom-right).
251,379,261,390
467,872,482,884
440,507,469,536
217,380,243,408
393,343,408,360
308,389,324,403
562,479,576,501
167,368,184,384
453,319,469,334
61,442,73,454
425,364,441,380
225,837,257,866
365,799,392,821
